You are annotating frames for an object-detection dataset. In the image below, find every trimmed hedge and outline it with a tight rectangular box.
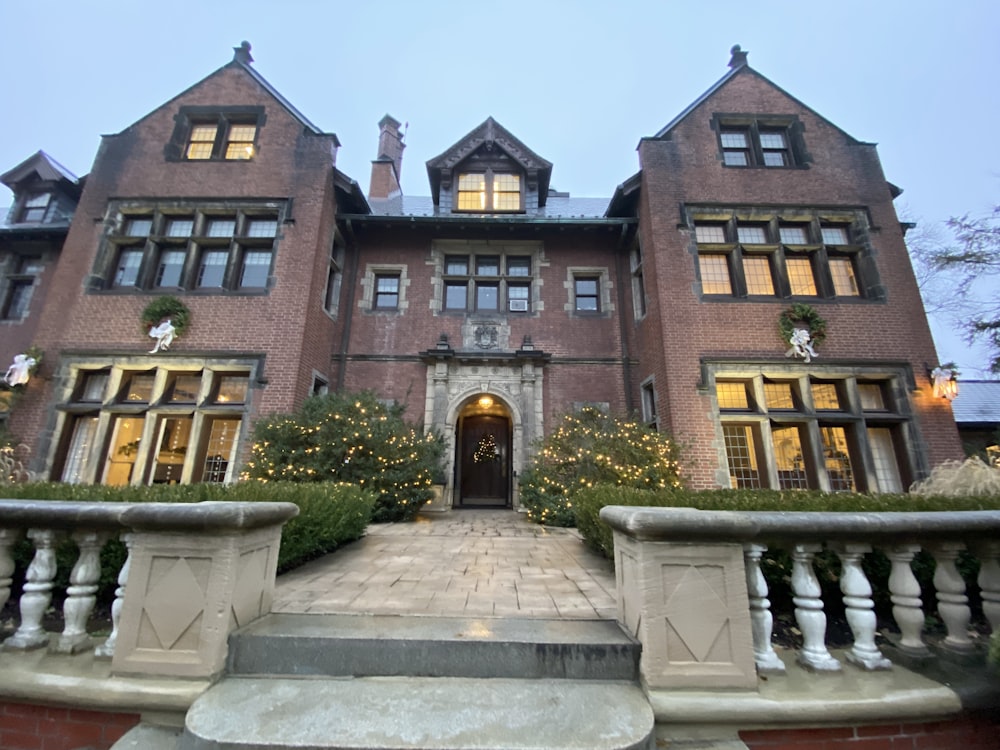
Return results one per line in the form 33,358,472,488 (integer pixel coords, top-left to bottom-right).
2,481,376,602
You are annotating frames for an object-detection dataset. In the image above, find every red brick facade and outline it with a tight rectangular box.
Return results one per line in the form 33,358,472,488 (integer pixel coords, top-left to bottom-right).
0,701,139,750
1,46,962,500
740,715,999,749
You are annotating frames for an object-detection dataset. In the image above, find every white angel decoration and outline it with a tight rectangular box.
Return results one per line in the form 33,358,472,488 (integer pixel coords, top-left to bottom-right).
148,319,176,354
3,353,37,386
785,328,818,363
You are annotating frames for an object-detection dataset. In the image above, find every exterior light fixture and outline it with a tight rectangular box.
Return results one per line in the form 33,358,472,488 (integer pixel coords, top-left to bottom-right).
478,395,494,409
928,365,959,401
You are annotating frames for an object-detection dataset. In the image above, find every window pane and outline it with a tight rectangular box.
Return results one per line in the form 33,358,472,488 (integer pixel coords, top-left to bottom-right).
444,281,467,309
114,249,143,287
786,257,817,295
198,251,228,287
574,278,599,311
830,258,859,296
476,256,500,276
695,224,727,243
103,416,145,486
723,152,749,166
206,218,236,237
123,373,155,402
576,278,598,296
508,284,529,311
722,424,762,489
202,418,242,483
821,226,849,245
759,132,787,149
821,426,855,491
81,372,109,402
150,417,192,485
476,283,498,310
763,382,795,409
811,382,841,410
155,250,185,287
240,250,271,288
186,125,217,159
762,151,788,167
215,374,249,404
779,226,808,244
375,274,399,308
445,256,468,275
225,125,256,160
3,280,32,319
859,383,886,410
716,382,750,410
124,218,152,236
61,416,98,484
772,425,809,489
506,256,530,276
165,218,193,237
868,427,903,493
699,254,732,294
744,256,775,295
493,173,521,210
737,226,767,244
457,174,486,210
245,219,277,237
720,131,748,148
169,374,201,403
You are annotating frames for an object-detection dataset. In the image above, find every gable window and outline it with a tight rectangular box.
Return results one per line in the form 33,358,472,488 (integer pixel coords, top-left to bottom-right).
440,250,534,313
714,370,910,493
374,274,400,309
716,118,799,168
185,120,257,161
98,204,282,294
455,170,523,212
18,193,51,223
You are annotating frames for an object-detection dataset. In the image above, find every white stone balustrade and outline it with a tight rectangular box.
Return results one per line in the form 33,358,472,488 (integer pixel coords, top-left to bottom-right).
0,499,298,680
599,506,1000,691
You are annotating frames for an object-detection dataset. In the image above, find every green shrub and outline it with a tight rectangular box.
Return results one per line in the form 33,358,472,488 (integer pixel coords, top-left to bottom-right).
242,391,444,522
2,481,376,601
519,407,683,526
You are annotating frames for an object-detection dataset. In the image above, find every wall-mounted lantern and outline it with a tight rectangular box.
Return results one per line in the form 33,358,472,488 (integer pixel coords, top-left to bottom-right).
928,365,959,401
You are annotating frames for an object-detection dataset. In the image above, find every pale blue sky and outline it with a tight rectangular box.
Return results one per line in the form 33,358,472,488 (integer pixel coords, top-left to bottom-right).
2,0,997,372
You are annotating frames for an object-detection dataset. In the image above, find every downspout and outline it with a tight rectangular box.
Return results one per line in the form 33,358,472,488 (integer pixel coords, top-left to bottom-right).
614,222,636,414
336,218,361,393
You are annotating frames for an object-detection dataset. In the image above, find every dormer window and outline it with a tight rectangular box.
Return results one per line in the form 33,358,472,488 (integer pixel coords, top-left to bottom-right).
18,193,51,223
456,171,522,212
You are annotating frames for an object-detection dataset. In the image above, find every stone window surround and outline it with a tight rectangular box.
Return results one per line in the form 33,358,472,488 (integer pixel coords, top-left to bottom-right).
165,105,266,163
711,113,807,169
360,263,410,312
428,240,546,315
565,266,613,315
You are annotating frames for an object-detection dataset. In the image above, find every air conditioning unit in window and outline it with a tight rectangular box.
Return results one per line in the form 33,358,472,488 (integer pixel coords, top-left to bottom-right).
509,299,529,312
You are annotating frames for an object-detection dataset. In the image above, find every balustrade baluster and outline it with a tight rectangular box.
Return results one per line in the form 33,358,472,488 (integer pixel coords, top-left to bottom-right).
974,541,1000,633
834,543,891,670
885,545,928,655
929,542,974,652
95,534,132,659
55,530,109,654
0,529,24,613
3,529,61,651
791,543,841,672
743,543,785,673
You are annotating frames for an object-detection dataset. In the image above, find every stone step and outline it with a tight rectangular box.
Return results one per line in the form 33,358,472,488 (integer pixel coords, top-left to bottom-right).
181,675,655,750
229,613,640,681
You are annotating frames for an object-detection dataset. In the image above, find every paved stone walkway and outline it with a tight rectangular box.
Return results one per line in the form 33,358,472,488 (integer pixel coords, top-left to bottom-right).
272,510,617,619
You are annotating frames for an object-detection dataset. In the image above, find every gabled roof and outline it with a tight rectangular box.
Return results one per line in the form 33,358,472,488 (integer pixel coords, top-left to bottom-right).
651,50,868,147
952,381,1000,426
123,42,339,145
1,151,80,190
425,117,552,206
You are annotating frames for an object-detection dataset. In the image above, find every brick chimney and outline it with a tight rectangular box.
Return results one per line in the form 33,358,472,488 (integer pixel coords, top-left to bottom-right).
368,115,405,199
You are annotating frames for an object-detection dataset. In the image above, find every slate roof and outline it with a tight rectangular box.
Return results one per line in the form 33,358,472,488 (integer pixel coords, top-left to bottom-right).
365,194,612,219
951,381,1000,426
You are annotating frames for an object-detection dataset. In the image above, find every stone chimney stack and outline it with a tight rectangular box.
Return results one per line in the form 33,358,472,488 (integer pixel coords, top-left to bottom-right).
368,115,405,199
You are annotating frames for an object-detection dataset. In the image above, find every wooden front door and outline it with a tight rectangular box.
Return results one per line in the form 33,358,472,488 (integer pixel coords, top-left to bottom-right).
458,415,510,506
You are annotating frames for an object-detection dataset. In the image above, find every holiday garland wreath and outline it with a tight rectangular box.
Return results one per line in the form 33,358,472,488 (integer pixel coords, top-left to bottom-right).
778,303,826,347
140,296,191,338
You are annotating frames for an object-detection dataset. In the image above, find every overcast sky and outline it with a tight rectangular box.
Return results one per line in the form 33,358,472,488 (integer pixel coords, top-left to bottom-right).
2,0,997,374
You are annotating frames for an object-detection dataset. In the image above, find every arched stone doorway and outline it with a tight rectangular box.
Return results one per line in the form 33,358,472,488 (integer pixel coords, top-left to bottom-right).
455,395,512,507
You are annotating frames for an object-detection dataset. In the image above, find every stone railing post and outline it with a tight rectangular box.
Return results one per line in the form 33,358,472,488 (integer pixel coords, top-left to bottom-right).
110,501,298,680
3,529,63,651
743,543,784,674
929,542,974,653
55,530,110,655
974,540,1000,632
834,542,890,670
886,544,929,656
0,528,24,612
95,533,132,659
791,543,841,672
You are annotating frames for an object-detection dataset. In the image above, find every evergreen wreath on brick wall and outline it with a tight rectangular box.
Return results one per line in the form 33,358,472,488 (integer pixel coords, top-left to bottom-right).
778,303,826,347
140,296,191,338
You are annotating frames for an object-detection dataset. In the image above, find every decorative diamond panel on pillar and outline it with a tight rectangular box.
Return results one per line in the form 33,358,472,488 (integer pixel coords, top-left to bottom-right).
231,546,270,628
663,565,730,662
142,557,207,649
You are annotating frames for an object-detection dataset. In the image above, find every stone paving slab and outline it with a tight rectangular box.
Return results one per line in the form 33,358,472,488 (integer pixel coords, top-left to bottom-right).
273,510,617,620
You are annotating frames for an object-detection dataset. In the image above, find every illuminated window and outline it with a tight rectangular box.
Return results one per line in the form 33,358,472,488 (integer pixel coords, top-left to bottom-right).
224,124,257,160
186,125,218,160
455,171,522,212
772,425,808,489
722,424,762,488
821,426,855,491
829,257,859,296
744,255,775,295
786,256,817,296
811,382,841,410
185,121,257,161
699,254,732,295
763,381,795,409
716,381,750,410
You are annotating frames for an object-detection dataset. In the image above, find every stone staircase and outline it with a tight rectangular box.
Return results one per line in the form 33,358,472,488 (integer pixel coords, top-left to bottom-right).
114,613,655,750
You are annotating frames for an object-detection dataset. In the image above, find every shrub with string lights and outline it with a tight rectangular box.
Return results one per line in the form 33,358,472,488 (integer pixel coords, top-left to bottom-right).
242,390,444,522
519,406,684,526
